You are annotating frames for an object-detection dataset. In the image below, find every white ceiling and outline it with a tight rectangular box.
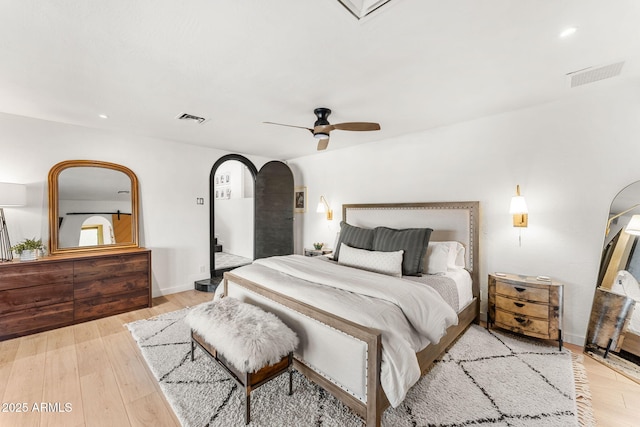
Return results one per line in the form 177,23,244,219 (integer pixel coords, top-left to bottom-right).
1,0,639,160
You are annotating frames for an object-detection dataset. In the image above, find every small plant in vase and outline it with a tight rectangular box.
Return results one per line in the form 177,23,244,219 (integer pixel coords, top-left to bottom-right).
313,242,324,250
11,237,44,261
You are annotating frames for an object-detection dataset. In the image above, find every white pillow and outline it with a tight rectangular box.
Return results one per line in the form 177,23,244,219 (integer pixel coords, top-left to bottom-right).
338,243,403,277
425,241,466,274
425,243,449,275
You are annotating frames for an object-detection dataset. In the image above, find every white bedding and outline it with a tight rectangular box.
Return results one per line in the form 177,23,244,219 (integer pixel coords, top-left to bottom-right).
403,267,473,312
218,254,458,407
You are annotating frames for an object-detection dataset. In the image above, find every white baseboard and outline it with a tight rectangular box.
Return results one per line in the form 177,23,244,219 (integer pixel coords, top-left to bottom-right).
152,282,194,298
152,273,213,298
563,333,586,347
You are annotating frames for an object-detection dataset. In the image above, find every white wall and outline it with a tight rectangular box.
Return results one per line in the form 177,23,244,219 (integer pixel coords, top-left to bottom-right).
288,78,640,345
0,112,272,297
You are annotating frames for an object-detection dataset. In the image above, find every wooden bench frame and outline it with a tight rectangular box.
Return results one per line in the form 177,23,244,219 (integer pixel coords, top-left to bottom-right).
190,330,293,425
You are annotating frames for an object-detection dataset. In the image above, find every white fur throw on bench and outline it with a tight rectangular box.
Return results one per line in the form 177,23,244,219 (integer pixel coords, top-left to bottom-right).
185,297,299,373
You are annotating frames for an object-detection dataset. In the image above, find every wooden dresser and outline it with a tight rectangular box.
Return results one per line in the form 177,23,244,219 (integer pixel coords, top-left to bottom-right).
487,273,564,350
0,248,151,341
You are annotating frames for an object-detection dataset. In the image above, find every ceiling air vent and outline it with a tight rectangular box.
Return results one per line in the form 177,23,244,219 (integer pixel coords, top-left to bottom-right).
176,113,207,124
567,61,624,88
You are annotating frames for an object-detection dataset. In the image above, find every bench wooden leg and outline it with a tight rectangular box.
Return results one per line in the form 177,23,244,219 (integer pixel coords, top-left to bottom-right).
245,377,251,425
192,331,294,425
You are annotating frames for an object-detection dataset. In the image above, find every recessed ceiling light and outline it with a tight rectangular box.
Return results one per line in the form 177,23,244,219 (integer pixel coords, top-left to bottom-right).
98,114,109,119
559,27,577,38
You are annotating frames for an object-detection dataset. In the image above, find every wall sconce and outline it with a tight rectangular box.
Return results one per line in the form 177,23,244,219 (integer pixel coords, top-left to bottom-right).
0,182,27,262
606,204,640,236
509,185,528,227
316,196,333,220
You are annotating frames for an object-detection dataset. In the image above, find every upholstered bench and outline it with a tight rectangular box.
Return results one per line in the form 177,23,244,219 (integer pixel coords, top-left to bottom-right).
185,297,299,425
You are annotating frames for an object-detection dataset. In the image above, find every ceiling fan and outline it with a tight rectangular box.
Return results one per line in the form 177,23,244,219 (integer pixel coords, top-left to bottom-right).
264,107,381,151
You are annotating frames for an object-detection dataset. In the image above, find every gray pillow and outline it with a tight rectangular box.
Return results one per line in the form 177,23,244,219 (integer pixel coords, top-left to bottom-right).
372,226,433,276
334,221,375,261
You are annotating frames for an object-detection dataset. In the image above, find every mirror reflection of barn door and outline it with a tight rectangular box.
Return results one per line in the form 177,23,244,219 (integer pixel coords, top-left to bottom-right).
255,161,294,259
112,213,132,243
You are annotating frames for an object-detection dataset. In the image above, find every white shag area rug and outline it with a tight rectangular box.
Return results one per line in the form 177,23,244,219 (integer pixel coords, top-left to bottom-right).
127,308,594,427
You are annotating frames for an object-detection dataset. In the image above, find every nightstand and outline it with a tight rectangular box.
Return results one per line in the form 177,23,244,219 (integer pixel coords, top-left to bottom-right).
585,287,635,358
304,248,332,257
488,273,564,350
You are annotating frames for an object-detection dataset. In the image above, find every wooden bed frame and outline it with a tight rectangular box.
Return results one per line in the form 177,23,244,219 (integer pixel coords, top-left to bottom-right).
222,202,480,426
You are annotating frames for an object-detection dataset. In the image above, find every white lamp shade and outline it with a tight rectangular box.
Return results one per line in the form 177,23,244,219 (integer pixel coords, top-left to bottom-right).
0,182,27,207
509,196,528,214
316,201,326,213
625,215,640,235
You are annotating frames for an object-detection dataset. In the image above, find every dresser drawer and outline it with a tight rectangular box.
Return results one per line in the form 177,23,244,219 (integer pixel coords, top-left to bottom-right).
496,281,549,303
0,302,74,340
0,283,73,313
0,262,73,292
74,252,149,281
495,309,550,339
74,288,149,321
495,295,549,319
74,253,150,299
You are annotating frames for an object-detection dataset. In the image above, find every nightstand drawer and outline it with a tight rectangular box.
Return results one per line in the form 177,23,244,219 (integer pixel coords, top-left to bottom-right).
495,309,549,338
496,281,549,303
495,295,549,319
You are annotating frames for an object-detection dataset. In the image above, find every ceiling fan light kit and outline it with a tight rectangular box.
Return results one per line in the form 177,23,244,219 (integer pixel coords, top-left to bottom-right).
264,107,380,151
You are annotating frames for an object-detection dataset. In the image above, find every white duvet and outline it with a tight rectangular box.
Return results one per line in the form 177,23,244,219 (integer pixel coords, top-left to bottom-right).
224,255,458,407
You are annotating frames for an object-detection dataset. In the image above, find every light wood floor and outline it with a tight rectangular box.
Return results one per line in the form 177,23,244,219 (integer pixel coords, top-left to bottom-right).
1,290,638,427
565,343,640,427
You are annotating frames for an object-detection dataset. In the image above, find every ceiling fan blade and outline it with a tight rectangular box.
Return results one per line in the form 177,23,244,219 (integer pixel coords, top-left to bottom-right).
263,122,314,134
317,138,329,151
331,122,381,132
313,124,333,134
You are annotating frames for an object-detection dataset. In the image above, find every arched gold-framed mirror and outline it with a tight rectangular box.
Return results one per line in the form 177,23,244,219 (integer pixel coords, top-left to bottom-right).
48,160,140,255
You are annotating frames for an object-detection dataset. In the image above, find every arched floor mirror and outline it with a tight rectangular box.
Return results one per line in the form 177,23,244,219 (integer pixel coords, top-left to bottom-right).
210,154,258,280
584,181,640,384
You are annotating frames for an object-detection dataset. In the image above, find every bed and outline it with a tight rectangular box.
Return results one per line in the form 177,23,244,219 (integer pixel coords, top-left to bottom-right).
219,202,480,426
